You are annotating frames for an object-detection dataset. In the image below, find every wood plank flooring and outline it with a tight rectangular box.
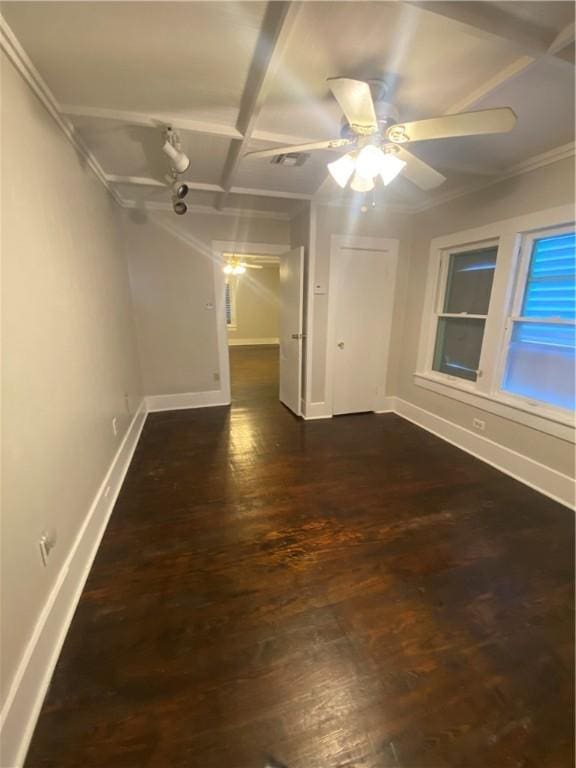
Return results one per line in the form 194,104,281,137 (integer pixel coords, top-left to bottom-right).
26,346,574,767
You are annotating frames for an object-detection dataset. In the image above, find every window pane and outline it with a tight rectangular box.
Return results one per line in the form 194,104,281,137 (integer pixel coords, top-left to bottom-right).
433,317,485,381
522,232,576,320
502,321,575,410
443,247,497,315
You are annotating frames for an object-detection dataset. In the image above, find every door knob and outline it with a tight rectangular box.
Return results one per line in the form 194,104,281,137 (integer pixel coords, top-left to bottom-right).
337,341,345,349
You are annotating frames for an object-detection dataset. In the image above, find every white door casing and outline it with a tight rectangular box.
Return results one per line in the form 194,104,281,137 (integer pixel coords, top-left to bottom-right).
279,246,304,415
327,236,399,415
212,240,290,403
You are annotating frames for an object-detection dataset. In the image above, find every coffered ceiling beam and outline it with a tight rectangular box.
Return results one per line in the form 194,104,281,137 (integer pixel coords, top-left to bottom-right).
105,174,221,192
405,2,551,56
215,1,302,210
445,55,535,114
548,22,575,63
60,105,319,149
60,105,242,140
445,20,574,115
105,174,312,201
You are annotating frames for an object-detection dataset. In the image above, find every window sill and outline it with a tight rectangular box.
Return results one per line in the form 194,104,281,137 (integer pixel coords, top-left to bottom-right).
414,372,575,443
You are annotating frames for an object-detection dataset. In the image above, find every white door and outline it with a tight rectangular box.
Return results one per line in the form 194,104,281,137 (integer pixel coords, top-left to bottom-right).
331,246,396,415
279,246,304,415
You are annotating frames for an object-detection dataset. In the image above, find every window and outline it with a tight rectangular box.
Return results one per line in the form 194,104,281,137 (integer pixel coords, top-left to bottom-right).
432,246,497,382
225,280,237,329
501,229,575,411
415,207,575,438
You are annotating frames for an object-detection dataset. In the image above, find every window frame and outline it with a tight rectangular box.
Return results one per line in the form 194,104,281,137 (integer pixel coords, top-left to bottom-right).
494,224,576,416
415,204,575,443
429,238,499,386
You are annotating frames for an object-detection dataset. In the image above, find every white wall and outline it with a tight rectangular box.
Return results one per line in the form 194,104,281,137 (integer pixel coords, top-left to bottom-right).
398,158,575,477
122,211,289,396
1,48,142,719
227,266,279,344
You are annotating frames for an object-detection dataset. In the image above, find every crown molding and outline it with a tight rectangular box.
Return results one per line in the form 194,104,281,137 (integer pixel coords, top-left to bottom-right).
3,13,573,222
0,14,122,206
412,141,576,214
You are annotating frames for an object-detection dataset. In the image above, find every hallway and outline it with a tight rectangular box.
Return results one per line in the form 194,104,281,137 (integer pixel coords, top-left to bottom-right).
229,345,279,406
25,349,574,767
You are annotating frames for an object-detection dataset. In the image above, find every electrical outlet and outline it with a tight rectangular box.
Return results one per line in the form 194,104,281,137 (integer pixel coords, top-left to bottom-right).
39,529,57,566
112,417,118,436
213,372,220,383
472,418,486,432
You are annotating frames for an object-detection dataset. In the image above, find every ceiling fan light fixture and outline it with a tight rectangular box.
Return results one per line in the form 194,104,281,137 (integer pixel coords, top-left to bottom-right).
327,153,355,188
355,145,385,180
379,152,406,185
387,125,408,143
350,172,375,193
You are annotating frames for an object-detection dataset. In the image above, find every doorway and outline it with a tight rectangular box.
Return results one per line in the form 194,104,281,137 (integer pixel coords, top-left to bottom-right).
212,241,304,415
327,236,399,415
224,251,281,404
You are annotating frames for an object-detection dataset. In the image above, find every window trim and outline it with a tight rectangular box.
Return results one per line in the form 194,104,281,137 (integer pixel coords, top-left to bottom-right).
429,238,499,383
415,204,575,443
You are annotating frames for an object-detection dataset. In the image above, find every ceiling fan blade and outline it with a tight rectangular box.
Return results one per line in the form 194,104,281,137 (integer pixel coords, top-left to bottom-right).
327,78,378,133
393,147,446,190
386,108,517,144
244,138,353,160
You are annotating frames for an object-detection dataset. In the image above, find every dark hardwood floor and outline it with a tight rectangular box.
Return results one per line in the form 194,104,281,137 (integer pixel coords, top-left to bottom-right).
26,346,574,767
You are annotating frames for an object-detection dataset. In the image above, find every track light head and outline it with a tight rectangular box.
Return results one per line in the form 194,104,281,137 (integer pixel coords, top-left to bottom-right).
173,199,187,215
162,128,190,174
173,181,189,200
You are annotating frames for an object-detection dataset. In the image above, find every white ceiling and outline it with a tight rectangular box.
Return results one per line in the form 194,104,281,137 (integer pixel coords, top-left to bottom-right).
3,1,574,216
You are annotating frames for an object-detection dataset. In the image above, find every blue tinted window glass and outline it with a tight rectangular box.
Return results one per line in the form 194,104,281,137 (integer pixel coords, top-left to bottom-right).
502,321,575,411
522,232,576,320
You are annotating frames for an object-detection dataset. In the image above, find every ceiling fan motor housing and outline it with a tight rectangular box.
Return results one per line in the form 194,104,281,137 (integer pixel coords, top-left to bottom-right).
340,98,399,138
374,100,400,128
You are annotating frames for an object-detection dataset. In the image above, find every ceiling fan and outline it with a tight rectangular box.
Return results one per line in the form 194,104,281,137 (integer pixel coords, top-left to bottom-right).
245,78,517,192
223,254,263,275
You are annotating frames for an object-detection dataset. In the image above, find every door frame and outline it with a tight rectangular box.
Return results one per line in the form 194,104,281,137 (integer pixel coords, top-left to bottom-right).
326,234,400,415
212,239,291,402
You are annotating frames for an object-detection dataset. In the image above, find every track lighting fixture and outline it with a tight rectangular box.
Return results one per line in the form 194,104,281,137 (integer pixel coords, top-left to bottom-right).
172,197,187,215
173,180,189,200
162,127,190,174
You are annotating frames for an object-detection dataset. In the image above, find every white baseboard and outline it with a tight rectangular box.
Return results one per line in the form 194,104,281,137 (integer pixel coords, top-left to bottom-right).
0,401,148,768
302,401,332,420
146,390,230,412
394,397,575,510
374,396,396,413
228,337,279,346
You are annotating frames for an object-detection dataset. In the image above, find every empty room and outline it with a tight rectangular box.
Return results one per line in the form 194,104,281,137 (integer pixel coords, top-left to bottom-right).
1,2,575,767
